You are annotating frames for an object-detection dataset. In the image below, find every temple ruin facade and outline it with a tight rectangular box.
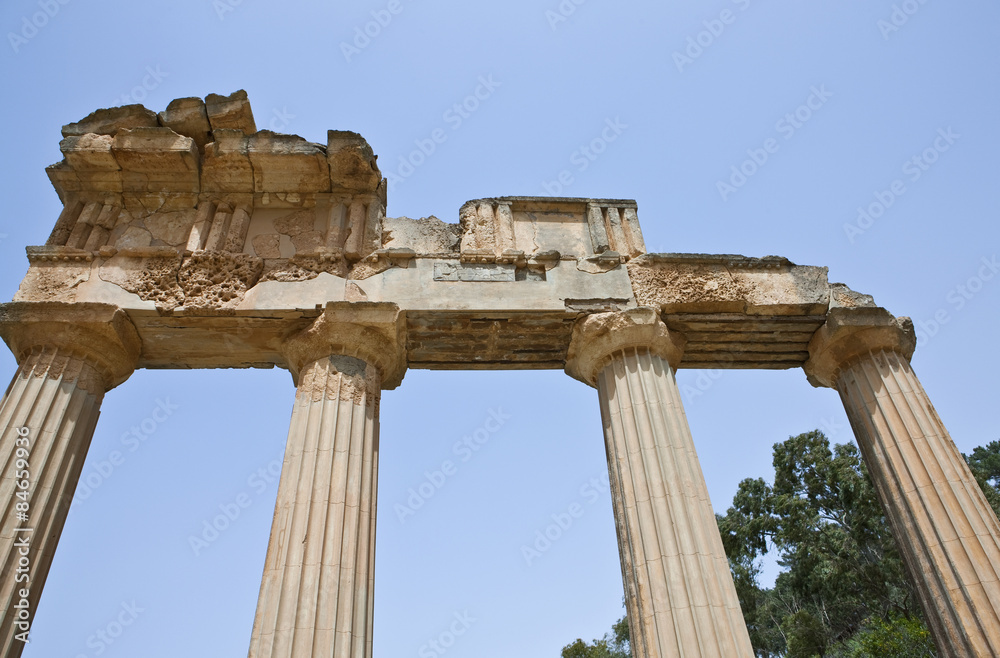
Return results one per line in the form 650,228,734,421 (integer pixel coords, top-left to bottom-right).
1,90,999,657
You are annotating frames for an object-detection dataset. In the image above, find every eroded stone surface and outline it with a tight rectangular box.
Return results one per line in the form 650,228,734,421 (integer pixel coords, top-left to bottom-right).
178,252,263,309
383,215,460,253
260,253,348,282
99,253,184,310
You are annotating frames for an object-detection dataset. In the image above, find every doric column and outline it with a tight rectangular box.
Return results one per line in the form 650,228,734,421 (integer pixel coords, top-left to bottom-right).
804,307,1000,657
565,307,754,658
0,302,140,656
249,302,406,658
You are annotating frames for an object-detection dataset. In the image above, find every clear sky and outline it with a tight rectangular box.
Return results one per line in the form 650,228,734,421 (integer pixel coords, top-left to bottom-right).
1,1,998,656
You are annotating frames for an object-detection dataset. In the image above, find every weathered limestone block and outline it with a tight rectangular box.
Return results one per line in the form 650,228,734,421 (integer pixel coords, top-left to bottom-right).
205,90,257,134
586,201,645,258
248,132,330,194
98,250,184,310
45,199,85,246
629,254,829,315
273,208,317,237
61,104,159,137
382,216,461,254
828,282,876,309
178,252,263,309
459,199,512,259
144,209,198,247
260,253,349,283
251,234,281,259
58,134,122,193
64,202,104,249
565,308,754,658
158,97,213,151
13,252,91,303
327,130,382,193
804,307,1000,657
112,127,200,194
114,225,153,249
202,129,254,193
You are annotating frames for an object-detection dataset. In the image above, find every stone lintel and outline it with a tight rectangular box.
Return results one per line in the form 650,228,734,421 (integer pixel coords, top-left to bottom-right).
281,301,407,390
802,306,916,388
0,301,141,390
565,307,685,387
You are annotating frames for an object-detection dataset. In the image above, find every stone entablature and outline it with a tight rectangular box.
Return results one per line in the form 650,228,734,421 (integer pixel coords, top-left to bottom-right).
16,91,878,374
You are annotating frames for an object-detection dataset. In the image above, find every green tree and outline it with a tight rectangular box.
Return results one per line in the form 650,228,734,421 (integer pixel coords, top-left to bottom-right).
569,434,1000,657
561,616,630,658
843,614,936,658
965,440,1000,520
717,430,930,657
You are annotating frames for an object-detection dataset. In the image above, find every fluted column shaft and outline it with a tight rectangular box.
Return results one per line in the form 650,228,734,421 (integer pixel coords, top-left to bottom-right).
566,308,753,658
249,355,381,658
0,349,105,654
835,349,1000,657
0,302,139,657
597,348,753,658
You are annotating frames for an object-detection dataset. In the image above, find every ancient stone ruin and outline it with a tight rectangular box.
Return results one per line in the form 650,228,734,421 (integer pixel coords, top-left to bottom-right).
1,90,998,657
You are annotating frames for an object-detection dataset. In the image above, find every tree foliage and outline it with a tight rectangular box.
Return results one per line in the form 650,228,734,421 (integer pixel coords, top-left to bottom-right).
717,430,927,656
964,440,1000,520
561,616,630,658
565,432,1000,657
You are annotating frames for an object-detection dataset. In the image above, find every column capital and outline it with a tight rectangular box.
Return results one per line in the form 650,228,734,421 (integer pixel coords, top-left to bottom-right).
565,307,685,386
0,301,141,390
803,307,916,388
282,301,407,390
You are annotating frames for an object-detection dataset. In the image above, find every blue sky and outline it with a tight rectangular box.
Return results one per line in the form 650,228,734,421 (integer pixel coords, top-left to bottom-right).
1,1,998,656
